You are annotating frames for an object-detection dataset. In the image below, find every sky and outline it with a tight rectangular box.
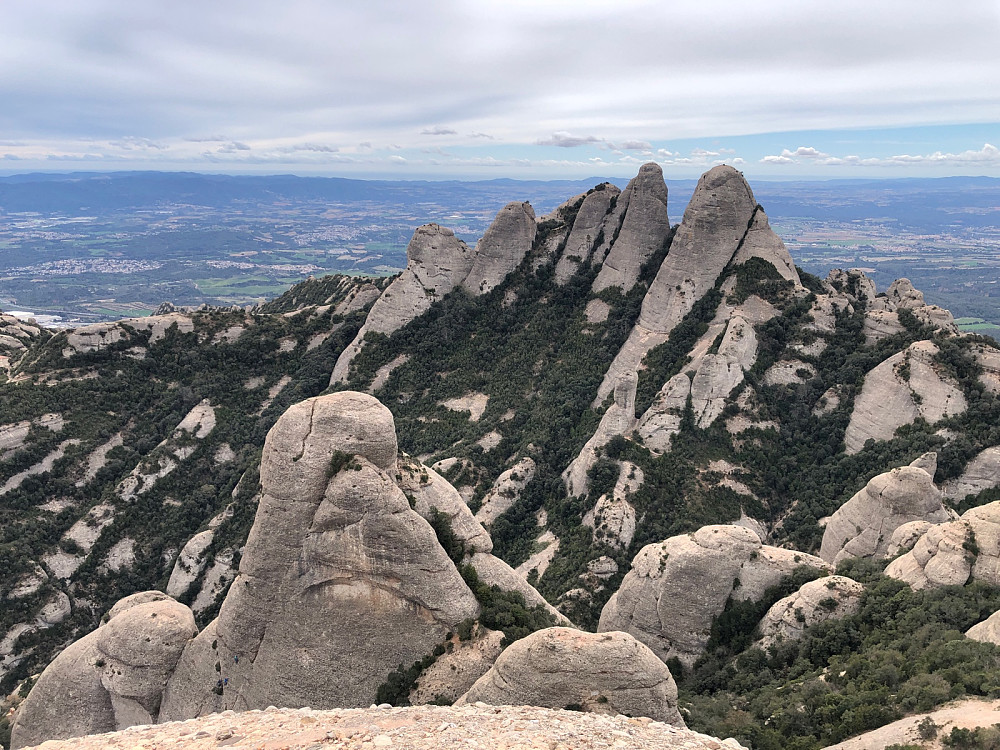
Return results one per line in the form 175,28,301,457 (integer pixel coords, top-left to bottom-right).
1,0,998,180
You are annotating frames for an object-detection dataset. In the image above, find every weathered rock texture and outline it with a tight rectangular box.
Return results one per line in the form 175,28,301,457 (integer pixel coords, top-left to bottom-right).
462,202,536,295
476,457,536,526
819,460,952,564
457,627,684,726
564,372,637,497
755,576,864,649
592,164,669,294
594,166,772,405
942,446,1000,500
598,525,830,666
966,610,1000,645
61,313,194,358
554,185,620,284
844,341,967,453
12,704,746,750
11,596,197,749
161,392,479,718
331,225,473,382
886,502,1000,590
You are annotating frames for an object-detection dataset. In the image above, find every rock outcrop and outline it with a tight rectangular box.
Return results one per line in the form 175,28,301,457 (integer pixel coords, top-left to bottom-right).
598,525,830,666
819,458,952,564
475,457,536,526
730,208,800,284
11,596,197,749
564,371,637,497
593,166,763,405
161,392,480,718
755,576,864,650
331,225,473,382
966,610,1000,645
844,341,967,453
554,185,621,284
942,447,1000,500
592,164,669,294
462,202,536,296
886,502,1000,590
457,627,684,725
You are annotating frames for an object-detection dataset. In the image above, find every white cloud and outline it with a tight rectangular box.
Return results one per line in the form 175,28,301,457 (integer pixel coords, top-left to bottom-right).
613,140,652,151
762,143,1000,168
421,126,458,136
535,131,605,148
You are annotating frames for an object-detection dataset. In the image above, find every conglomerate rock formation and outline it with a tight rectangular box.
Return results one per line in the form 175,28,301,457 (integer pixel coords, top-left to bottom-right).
598,525,830,666
13,391,568,747
819,455,953,564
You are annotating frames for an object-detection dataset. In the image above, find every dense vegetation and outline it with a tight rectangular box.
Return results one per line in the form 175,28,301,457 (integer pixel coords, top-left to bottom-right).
683,560,1000,750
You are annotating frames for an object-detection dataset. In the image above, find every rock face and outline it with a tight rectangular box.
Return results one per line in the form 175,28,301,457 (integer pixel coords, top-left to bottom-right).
457,627,684,725
165,529,215,598
598,525,830,666
594,166,760,405
942,447,1000,500
161,392,480,718
462,202,536,296
331,224,473,382
476,457,537,526
62,313,194,357
592,164,670,294
844,341,968,453
11,596,197,749
819,460,952,564
886,502,1000,590
554,185,621,285
755,576,864,650
564,372,637,497
730,208,800,284
967,610,1000,645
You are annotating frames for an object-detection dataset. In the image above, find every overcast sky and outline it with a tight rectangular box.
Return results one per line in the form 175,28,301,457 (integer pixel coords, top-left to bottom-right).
1,0,998,179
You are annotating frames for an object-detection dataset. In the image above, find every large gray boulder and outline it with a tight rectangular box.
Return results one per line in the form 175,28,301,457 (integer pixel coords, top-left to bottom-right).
456,627,684,725
886,502,1000,590
554,185,621,284
819,459,953,564
598,525,830,666
462,201,536,296
593,165,758,405
592,163,670,293
844,341,967,453
331,224,473,382
11,596,197,749
161,392,480,718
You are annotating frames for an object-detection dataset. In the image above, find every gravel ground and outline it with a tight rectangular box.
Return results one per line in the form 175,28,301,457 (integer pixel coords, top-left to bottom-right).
21,703,748,750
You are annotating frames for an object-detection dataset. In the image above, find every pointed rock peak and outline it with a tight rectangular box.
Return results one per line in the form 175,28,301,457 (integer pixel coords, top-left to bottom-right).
592,163,669,293
553,185,623,284
731,207,801,285
690,165,755,209
463,201,537,296
910,451,938,477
